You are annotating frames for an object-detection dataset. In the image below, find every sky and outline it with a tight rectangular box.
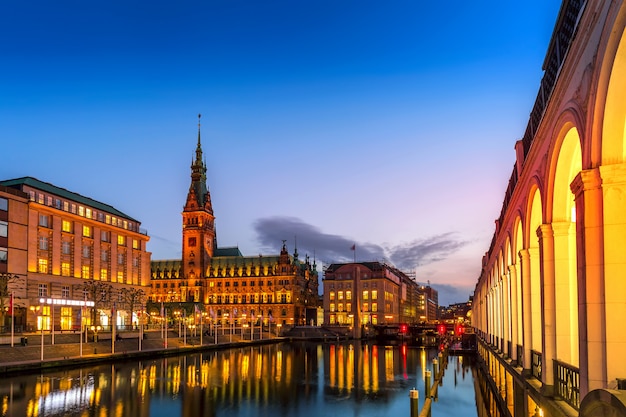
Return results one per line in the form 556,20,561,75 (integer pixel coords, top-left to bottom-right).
1,1,562,306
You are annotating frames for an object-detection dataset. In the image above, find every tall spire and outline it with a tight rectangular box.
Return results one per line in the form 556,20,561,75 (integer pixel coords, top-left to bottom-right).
195,113,203,166
185,114,210,213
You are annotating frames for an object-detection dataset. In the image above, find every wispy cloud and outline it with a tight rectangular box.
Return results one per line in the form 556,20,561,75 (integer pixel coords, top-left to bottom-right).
253,216,468,272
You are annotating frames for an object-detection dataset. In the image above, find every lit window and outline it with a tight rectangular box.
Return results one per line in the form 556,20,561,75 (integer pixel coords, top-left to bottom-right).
29,191,35,201
329,291,335,301
372,303,378,312
78,206,84,216
363,303,369,312
63,201,69,211
117,235,125,245
86,208,91,219
46,196,52,206
372,290,378,300
0,220,7,238
100,269,108,281
338,303,344,312
123,220,128,229
62,220,72,233
330,303,335,312
38,258,48,273
338,291,344,301
133,239,139,249
61,262,71,276
363,291,369,300
105,215,111,224
347,302,352,312
38,193,44,204
71,204,76,214
112,217,117,226
82,226,91,237
81,265,90,279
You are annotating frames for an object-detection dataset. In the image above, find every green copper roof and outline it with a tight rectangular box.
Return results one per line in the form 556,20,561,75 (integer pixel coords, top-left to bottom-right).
0,176,138,222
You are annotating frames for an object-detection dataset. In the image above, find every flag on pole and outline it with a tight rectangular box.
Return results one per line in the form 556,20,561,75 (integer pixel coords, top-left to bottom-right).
350,244,355,251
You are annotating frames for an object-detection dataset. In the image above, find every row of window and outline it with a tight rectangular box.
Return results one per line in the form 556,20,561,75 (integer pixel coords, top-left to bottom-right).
329,302,378,313
328,290,378,301
39,216,140,248
326,281,378,290
37,258,136,282
31,190,138,232
39,237,138,266
206,293,290,304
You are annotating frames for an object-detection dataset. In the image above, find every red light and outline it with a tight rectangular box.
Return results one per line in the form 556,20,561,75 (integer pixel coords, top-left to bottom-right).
438,325,446,335
400,324,408,334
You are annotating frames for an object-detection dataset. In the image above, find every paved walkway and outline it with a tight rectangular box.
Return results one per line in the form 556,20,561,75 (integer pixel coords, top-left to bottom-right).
0,329,277,374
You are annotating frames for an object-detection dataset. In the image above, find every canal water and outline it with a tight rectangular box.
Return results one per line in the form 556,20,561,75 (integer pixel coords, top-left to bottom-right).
0,341,501,417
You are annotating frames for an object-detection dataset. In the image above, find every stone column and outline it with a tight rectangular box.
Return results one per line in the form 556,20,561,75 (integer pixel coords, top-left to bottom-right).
509,264,519,364
598,164,626,387
538,223,556,396
519,249,532,373
571,168,605,396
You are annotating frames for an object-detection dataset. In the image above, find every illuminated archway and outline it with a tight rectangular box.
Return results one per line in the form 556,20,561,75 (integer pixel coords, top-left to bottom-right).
527,187,543,353
550,125,582,367
599,20,626,386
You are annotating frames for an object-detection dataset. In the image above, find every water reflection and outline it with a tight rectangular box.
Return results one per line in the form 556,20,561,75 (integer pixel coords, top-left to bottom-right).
0,342,499,417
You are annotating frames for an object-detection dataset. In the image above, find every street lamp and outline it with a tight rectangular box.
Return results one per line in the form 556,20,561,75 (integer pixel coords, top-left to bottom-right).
90,325,102,342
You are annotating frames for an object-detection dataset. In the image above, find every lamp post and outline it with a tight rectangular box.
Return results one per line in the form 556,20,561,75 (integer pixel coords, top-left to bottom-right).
90,325,101,342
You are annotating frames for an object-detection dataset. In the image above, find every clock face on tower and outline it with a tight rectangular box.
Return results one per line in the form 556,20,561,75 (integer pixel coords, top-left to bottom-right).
205,237,212,251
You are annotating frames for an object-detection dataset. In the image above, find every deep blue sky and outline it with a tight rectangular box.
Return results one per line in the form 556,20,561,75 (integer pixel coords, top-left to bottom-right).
1,1,562,305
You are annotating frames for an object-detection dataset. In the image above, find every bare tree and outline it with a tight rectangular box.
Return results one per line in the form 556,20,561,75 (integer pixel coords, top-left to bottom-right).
120,287,145,327
82,281,112,326
0,273,23,328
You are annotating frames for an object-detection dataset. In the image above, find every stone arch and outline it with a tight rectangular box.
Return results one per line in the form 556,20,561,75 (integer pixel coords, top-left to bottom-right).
579,389,626,417
599,13,626,387
600,10,626,165
513,216,524,355
548,124,582,367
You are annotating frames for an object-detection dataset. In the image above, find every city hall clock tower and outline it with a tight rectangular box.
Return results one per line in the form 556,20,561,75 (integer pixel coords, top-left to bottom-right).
182,114,216,285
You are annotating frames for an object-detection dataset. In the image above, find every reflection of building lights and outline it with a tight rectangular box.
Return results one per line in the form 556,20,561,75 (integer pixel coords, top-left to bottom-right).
37,381,94,414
